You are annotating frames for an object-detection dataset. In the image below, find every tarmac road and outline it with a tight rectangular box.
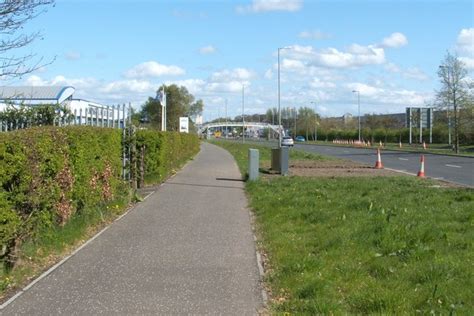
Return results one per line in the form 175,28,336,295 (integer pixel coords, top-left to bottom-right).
296,143,474,187
1,143,263,315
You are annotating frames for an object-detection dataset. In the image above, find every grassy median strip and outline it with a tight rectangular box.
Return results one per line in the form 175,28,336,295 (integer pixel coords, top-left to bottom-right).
208,139,332,176
211,140,474,314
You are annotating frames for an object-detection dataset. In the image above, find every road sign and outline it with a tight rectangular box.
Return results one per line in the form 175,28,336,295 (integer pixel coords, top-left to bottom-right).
179,117,189,133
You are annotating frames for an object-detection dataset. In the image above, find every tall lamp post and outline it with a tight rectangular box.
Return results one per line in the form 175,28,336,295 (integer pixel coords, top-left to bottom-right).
225,98,228,139
439,65,452,145
310,101,318,141
352,90,361,141
242,84,245,144
278,46,291,147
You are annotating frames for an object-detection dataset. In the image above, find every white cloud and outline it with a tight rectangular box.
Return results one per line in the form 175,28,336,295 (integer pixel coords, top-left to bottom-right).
25,74,99,89
385,62,401,73
456,28,474,54
207,81,249,93
281,58,306,71
236,0,302,13
459,57,474,70
199,45,217,55
64,51,81,61
347,82,431,108
298,30,331,40
314,46,385,68
283,44,385,69
309,77,336,89
264,69,273,79
455,28,474,70
124,61,185,79
165,79,206,95
100,79,155,94
210,68,255,81
403,67,429,81
380,32,408,48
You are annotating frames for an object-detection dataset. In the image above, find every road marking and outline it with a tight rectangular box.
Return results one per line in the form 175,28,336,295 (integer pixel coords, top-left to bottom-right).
385,168,416,176
445,164,461,168
398,158,409,161
343,150,349,153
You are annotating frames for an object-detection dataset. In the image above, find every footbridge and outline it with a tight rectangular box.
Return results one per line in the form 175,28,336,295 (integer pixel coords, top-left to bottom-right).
199,122,284,136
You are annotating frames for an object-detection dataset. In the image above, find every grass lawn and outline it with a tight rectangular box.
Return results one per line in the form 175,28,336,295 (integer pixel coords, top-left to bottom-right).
211,140,474,314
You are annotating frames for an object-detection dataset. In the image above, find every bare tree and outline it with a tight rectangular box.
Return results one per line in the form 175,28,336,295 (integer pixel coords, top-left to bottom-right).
1,0,55,79
437,52,473,153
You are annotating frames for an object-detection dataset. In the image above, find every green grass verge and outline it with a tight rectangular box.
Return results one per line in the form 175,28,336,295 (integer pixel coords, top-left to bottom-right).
212,141,474,314
208,139,331,176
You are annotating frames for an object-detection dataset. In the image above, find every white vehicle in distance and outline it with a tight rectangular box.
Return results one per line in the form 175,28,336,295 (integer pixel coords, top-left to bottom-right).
281,136,294,147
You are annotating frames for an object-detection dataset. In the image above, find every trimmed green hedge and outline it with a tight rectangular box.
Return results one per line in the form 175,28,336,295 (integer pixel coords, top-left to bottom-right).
0,126,199,269
136,130,200,184
0,127,124,264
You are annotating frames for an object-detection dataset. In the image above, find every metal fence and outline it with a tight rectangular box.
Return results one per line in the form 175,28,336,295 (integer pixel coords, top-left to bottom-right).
0,103,132,132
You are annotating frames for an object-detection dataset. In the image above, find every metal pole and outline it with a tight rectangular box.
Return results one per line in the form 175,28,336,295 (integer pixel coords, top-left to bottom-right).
311,101,317,141
409,107,412,144
352,90,361,141
294,107,297,137
357,91,361,142
225,99,228,139
242,84,245,143
419,108,423,144
278,49,281,147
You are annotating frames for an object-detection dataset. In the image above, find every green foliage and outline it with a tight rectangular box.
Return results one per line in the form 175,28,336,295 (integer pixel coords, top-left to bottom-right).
136,130,199,184
0,104,73,130
139,84,204,131
0,126,123,267
0,125,199,292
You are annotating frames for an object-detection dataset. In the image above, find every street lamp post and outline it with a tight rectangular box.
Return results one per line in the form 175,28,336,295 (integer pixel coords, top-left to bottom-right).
225,98,228,139
310,101,317,141
278,46,291,147
352,90,361,141
242,84,245,144
439,65,452,145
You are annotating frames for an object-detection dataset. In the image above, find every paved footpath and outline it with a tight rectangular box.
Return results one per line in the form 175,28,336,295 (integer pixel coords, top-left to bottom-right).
1,143,263,315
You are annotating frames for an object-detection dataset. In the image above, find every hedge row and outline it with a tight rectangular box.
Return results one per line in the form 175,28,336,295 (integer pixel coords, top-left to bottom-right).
136,130,200,184
315,127,473,144
0,126,199,268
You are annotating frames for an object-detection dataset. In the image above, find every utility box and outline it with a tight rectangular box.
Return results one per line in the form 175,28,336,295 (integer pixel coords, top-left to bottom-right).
271,147,289,175
248,148,259,181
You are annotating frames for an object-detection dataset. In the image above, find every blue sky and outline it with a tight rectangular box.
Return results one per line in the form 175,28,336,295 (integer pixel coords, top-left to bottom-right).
7,0,474,120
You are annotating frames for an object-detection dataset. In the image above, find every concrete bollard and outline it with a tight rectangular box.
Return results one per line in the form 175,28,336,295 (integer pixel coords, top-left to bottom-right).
271,147,289,176
248,148,259,181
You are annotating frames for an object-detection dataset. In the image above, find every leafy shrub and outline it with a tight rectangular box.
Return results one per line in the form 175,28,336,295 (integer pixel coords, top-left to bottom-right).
136,130,199,184
0,126,199,270
0,126,123,265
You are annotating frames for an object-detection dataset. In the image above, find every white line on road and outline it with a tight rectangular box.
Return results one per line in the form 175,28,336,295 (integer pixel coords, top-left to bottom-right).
343,150,349,153
398,158,409,161
445,164,461,168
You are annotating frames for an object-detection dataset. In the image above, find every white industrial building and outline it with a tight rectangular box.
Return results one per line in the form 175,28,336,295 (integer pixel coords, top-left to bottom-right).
0,86,129,128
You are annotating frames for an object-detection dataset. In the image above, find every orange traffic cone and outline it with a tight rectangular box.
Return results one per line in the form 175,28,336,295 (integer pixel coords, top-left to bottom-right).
374,148,384,169
417,155,425,177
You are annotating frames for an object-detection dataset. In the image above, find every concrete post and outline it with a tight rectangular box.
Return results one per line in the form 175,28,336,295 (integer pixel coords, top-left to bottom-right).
248,149,259,181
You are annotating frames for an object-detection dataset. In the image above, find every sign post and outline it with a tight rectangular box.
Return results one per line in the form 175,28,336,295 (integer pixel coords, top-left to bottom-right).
179,117,189,133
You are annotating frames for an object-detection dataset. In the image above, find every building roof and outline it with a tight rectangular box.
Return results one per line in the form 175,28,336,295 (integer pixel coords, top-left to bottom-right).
0,86,75,104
